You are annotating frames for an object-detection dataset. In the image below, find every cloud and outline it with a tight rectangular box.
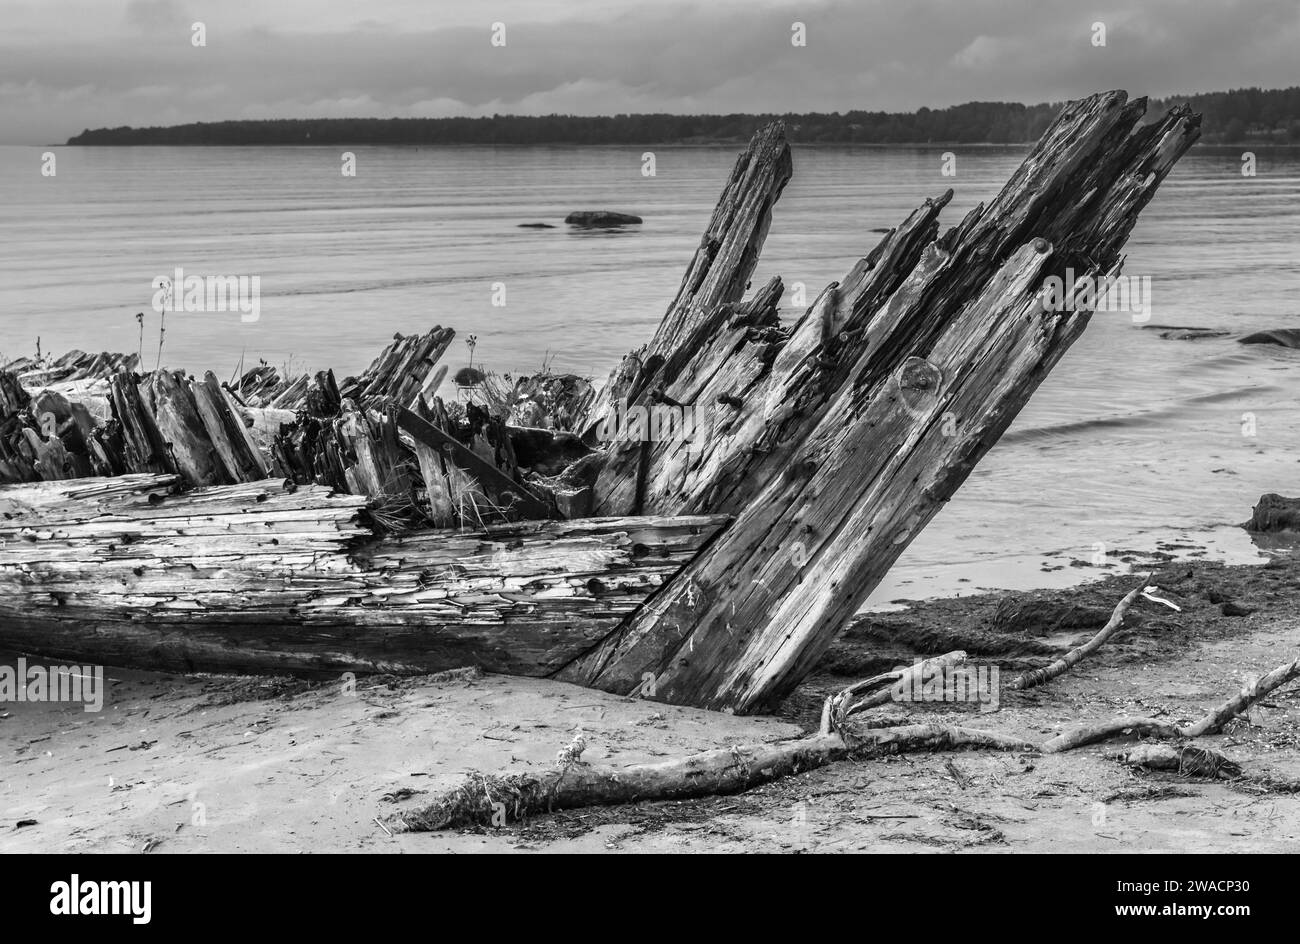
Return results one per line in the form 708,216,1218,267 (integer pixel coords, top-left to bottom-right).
124,0,191,34
951,35,1010,70
2,0,1298,143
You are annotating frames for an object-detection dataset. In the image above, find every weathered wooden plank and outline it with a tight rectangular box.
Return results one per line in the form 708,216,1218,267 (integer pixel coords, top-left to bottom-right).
404,396,466,525
143,370,232,486
108,370,176,476
338,326,456,407
189,370,271,482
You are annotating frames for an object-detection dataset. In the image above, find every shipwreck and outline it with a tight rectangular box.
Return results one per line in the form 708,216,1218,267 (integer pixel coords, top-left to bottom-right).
0,91,1201,714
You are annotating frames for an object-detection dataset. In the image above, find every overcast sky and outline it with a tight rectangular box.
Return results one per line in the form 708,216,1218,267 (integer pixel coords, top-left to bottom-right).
1,0,1296,144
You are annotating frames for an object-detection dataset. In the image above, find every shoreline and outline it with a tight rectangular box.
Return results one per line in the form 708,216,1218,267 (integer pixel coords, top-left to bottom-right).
867,520,1272,609
40,140,1300,150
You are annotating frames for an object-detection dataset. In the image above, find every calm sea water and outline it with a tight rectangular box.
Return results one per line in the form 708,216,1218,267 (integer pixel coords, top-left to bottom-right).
2,142,1299,603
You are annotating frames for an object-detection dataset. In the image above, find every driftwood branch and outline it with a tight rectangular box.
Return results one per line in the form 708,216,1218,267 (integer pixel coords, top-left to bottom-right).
387,723,1032,833
821,650,969,734
1007,574,1150,691
392,650,1300,831
1182,655,1300,737
1041,718,1183,754
1041,655,1300,753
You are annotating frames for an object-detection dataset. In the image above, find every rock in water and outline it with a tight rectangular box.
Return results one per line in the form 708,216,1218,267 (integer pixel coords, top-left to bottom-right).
1239,329,1300,348
517,222,556,229
1142,325,1231,341
565,211,643,227
1246,493,1300,532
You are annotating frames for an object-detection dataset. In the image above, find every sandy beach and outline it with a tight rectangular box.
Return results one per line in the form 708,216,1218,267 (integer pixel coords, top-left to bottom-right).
4,534,1298,854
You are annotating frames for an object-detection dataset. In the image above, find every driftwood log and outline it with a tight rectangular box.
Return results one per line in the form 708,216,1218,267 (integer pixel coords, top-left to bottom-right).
388,724,1031,833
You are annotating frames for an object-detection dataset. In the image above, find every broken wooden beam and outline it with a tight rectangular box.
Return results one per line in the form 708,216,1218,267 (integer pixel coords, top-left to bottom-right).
396,405,555,521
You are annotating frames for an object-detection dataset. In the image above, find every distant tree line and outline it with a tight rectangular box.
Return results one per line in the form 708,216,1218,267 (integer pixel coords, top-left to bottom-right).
1149,87,1300,144
66,87,1300,147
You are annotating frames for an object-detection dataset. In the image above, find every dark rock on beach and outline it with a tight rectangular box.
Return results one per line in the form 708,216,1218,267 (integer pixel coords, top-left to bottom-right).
1221,600,1256,617
1245,493,1300,532
565,210,643,227
1142,325,1232,341
1239,329,1300,348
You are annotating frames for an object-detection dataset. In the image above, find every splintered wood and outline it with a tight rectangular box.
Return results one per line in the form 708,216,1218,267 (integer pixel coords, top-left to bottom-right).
559,91,1201,711
2,329,454,496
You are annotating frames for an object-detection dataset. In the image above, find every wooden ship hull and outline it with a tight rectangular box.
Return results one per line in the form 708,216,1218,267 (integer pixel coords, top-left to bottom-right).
0,91,1201,712
0,473,725,678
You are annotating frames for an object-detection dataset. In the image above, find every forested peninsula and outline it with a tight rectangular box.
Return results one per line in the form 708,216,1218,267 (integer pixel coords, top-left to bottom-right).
66,86,1300,146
